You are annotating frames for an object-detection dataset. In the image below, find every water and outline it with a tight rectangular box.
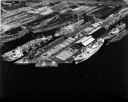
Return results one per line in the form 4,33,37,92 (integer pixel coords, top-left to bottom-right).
1,35,128,99
1,7,128,99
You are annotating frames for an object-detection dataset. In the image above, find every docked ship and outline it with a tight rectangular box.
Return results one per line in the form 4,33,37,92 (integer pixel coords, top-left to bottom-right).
30,15,59,32
74,38,104,64
27,6,53,15
14,54,38,64
54,19,84,37
1,26,29,43
2,36,52,62
104,22,126,40
58,8,72,14
109,29,128,43
31,14,76,33
32,11,89,33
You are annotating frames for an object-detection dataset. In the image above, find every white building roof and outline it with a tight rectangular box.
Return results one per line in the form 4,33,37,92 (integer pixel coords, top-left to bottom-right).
82,37,95,47
76,36,92,43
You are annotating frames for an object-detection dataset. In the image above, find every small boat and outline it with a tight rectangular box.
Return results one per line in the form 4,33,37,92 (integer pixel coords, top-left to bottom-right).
74,38,104,64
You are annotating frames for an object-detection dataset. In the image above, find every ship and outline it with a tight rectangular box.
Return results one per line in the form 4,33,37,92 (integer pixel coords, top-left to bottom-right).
31,13,78,33
2,36,52,62
104,22,126,40
109,29,128,43
1,14,38,35
74,38,104,64
31,10,92,33
27,6,53,15
54,19,84,37
58,8,72,14
1,26,29,43
30,15,59,32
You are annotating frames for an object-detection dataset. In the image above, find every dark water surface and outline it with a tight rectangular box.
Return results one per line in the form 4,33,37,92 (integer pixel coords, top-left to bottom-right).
1,15,128,99
1,35,128,99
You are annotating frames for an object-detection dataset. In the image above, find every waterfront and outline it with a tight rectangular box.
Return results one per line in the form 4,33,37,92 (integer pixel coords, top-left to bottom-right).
1,0,128,99
1,36,128,99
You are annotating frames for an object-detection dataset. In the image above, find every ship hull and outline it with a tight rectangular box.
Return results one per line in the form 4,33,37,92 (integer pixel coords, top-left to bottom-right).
74,39,104,64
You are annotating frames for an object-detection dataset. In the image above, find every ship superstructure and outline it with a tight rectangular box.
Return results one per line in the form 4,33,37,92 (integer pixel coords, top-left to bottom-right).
74,38,104,64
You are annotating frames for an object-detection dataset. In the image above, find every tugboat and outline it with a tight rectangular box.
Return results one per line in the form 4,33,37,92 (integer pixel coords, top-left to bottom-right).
74,38,104,64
